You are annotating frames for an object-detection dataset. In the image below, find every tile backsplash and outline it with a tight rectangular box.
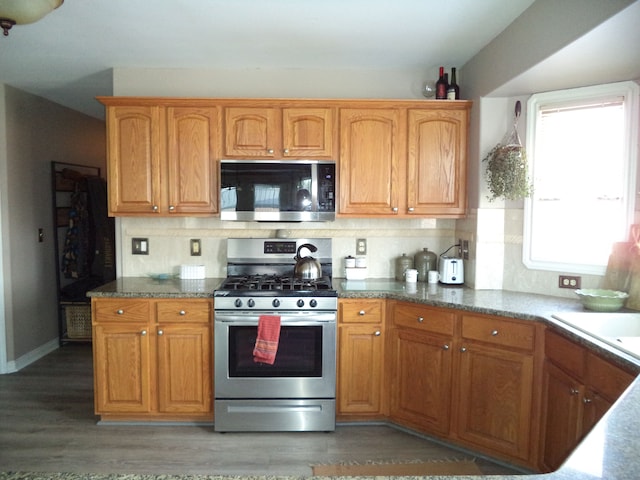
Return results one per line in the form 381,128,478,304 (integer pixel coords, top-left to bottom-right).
117,216,457,279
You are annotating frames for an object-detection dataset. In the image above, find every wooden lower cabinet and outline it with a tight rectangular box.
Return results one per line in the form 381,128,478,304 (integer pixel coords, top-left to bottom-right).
93,322,152,413
387,304,541,468
539,329,634,472
337,299,385,418
92,297,213,421
454,340,535,462
156,323,212,413
389,302,455,435
452,313,538,464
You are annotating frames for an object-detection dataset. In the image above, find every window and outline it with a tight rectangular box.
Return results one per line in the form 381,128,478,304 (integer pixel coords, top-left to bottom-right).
524,81,639,275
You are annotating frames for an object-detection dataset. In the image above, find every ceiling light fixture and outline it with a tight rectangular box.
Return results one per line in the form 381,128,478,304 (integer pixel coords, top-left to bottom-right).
0,0,63,36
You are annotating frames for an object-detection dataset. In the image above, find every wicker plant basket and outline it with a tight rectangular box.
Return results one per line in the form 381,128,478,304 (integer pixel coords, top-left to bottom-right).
65,305,92,339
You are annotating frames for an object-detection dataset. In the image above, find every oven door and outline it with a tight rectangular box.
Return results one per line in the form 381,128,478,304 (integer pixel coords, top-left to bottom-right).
214,311,336,399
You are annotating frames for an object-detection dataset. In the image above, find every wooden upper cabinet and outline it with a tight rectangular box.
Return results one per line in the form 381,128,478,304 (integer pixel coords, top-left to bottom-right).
407,108,468,217
224,106,335,158
224,107,280,157
106,105,162,215
339,103,470,218
339,108,403,215
102,99,219,216
282,108,335,158
166,107,218,214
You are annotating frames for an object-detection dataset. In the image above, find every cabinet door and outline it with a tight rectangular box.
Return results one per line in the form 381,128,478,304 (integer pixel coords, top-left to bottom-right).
339,108,402,215
224,107,279,157
540,361,583,472
156,323,212,413
166,107,219,214
456,342,534,462
282,108,335,158
407,108,468,217
390,328,453,435
106,105,163,215
337,324,383,414
93,323,151,413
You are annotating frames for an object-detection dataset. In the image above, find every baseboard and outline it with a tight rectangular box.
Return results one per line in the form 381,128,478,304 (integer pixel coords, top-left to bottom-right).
3,338,59,373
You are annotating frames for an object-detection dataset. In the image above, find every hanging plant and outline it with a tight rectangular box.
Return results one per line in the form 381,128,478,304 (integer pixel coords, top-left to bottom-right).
483,101,533,201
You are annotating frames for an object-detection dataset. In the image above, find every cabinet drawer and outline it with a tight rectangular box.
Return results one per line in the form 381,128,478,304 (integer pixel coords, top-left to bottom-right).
156,300,212,323
93,299,150,323
462,314,535,351
393,303,455,336
339,299,383,323
545,329,586,378
586,352,634,401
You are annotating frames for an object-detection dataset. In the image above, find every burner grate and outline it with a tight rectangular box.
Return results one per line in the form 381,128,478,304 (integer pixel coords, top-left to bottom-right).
219,274,333,292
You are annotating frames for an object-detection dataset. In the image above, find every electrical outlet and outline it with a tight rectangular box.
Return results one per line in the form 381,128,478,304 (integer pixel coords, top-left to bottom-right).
356,238,367,255
458,238,463,258
132,238,149,255
462,240,469,260
190,239,201,256
559,275,581,289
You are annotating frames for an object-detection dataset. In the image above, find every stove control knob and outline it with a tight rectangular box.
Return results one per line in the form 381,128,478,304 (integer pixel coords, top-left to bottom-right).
272,298,281,308
234,298,243,308
247,299,255,308
309,299,318,308
297,299,305,308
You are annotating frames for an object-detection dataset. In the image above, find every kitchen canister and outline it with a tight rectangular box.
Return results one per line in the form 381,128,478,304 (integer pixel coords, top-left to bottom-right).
414,248,437,282
344,256,356,268
395,253,413,281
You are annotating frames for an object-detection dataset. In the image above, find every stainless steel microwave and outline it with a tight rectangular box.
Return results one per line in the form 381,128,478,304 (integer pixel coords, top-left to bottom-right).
220,160,336,222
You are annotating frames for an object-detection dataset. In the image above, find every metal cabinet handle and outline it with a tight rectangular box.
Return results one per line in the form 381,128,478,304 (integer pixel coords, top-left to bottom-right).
168,205,175,211
141,330,147,336
117,309,124,315
417,317,424,323
267,149,274,154
443,344,450,350
374,331,381,336
152,205,159,212
583,397,593,404
460,347,467,353
408,207,414,212
491,330,499,336
359,310,366,316
283,148,290,154
392,207,399,212
179,310,186,316
157,329,164,336
570,388,580,395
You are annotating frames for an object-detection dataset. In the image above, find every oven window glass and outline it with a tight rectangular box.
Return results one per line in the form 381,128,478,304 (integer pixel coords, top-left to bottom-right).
221,163,313,213
228,326,323,377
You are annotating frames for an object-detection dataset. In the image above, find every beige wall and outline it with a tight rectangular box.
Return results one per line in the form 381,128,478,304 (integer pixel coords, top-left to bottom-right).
0,85,106,369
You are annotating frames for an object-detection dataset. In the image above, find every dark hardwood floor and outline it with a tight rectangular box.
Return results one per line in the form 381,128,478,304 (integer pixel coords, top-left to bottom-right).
0,344,524,477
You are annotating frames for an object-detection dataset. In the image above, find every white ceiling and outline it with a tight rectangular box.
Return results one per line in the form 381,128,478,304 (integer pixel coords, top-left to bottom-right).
1,0,537,119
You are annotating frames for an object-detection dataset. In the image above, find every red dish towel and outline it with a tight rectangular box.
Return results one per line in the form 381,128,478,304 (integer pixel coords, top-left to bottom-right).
253,315,281,365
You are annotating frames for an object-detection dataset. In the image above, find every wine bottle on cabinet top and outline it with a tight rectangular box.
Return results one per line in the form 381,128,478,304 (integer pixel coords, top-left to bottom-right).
447,67,460,100
435,66,447,99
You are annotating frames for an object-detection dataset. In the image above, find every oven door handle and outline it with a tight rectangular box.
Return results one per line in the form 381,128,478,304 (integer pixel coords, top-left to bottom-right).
214,313,336,324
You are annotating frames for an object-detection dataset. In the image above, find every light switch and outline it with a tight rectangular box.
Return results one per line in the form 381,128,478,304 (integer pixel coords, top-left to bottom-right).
190,239,201,256
132,238,149,255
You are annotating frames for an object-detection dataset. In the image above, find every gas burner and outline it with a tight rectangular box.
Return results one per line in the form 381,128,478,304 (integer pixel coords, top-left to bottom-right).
219,274,333,292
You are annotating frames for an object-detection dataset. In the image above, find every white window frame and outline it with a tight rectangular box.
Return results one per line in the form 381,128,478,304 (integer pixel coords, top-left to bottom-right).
523,81,639,275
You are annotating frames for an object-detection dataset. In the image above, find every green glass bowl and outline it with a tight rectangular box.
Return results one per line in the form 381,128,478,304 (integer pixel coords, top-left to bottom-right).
575,289,629,312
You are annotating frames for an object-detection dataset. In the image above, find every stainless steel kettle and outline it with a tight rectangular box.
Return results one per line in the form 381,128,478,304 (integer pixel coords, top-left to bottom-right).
293,243,322,280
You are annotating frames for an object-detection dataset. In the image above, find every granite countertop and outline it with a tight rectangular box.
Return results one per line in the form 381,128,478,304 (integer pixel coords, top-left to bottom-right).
84,277,640,480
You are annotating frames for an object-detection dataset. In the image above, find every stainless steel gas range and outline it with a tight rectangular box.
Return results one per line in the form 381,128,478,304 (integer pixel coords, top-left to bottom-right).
213,238,337,432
